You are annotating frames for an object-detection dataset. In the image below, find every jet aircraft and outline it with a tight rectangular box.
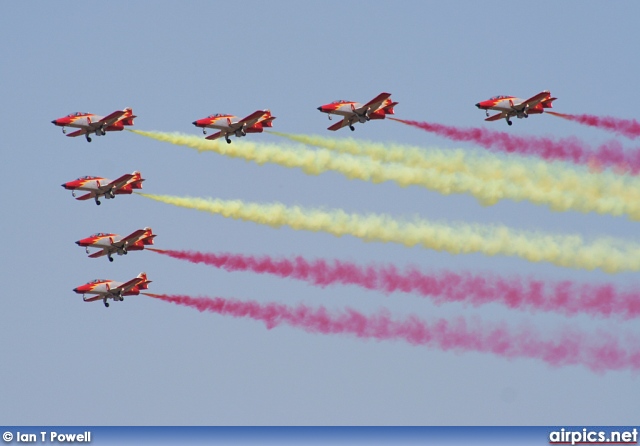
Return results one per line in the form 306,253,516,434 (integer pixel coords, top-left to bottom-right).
192,110,275,143
76,228,156,262
73,273,151,308
475,91,556,125
51,108,136,142
317,92,398,131
61,171,144,205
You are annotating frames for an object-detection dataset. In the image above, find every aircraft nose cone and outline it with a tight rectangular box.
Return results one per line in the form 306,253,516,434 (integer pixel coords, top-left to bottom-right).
192,121,198,126
61,183,69,189
51,120,57,125
73,287,79,293
317,107,322,111
475,103,481,108
75,240,82,246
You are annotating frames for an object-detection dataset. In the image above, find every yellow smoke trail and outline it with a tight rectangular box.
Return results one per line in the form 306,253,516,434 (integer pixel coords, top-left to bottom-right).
130,130,640,219
270,131,640,217
138,193,640,273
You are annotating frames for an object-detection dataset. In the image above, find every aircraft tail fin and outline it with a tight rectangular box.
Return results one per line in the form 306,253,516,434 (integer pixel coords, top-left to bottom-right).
542,98,557,109
121,108,136,125
137,272,151,289
130,171,144,189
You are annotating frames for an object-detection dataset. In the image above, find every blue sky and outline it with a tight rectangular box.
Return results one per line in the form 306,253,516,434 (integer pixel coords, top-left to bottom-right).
1,1,639,425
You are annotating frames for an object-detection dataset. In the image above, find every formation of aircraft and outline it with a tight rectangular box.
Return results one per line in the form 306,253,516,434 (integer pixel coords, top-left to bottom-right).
51,108,136,142
51,92,561,148
76,228,156,262
61,171,144,205
475,90,556,125
192,110,276,143
317,92,398,131
60,91,560,307
73,273,152,307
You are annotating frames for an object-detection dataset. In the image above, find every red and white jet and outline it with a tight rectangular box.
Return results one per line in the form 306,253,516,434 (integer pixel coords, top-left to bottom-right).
192,110,275,144
76,228,156,262
51,108,136,142
475,91,557,126
317,92,398,131
73,273,151,308
61,171,144,205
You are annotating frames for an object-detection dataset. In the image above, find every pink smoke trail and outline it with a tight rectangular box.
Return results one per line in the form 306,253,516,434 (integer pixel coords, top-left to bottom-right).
547,111,640,140
390,118,640,174
145,293,640,373
149,249,640,320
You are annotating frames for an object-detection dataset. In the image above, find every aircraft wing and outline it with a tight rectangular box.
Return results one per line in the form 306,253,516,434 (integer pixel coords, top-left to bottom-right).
485,112,505,122
118,229,149,246
516,91,551,110
75,192,95,201
100,173,135,192
96,110,127,127
115,277,145,294
356,92,392,114
83,295,103,302
205,131,223,141
66,129,89,138
328,117,351,131
232,110,268,129
88,250,108,259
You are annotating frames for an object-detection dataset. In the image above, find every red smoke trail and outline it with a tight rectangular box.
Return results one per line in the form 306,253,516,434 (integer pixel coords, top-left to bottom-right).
149,249,640,319
547,111,640,140
145,293,640,372
390,118,640,174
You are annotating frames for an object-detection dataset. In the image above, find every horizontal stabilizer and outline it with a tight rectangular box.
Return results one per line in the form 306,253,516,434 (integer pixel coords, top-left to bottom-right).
143,235,156,245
